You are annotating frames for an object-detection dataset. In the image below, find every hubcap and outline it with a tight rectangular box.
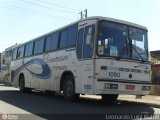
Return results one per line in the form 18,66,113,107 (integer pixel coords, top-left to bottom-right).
65,81,73,96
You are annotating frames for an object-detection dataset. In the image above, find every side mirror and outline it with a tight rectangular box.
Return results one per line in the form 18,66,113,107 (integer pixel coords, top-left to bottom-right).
86,34,92,45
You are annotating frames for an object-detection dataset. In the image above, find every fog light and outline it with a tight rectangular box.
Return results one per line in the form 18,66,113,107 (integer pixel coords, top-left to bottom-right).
126,84,135,90
104,83,110,89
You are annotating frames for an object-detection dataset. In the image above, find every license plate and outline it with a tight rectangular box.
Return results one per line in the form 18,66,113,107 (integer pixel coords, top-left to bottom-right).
104,83,118,89
126,85,135,90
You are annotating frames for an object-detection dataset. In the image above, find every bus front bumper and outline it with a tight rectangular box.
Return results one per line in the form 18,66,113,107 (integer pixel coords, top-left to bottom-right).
94,79,152,95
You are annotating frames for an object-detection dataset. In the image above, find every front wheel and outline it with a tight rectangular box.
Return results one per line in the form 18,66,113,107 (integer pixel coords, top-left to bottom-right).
63,75,79,101
101,94,118,103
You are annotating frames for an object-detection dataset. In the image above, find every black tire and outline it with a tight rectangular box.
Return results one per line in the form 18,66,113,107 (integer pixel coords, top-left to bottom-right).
19,75,31,92
101,94,118,103
63,75,79,101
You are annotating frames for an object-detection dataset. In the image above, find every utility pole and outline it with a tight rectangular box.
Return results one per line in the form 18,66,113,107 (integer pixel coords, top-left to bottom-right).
84,9,87,18
79,11,83,19
79,9,88,19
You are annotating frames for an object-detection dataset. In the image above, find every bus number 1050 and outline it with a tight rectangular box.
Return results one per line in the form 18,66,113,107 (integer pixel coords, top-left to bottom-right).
108,72,120,78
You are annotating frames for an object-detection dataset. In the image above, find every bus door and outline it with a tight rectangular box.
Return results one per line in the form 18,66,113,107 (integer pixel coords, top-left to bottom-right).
76,20,97,94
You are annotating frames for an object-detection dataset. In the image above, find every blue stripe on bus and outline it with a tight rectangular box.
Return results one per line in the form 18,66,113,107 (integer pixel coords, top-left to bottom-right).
14,58,51,79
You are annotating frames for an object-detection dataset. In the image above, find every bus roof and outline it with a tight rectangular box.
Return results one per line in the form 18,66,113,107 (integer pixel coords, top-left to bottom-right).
79,16,147,30
17,16,148,46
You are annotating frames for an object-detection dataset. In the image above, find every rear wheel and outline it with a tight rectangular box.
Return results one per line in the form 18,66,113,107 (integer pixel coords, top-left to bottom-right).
19,75,31,92
63,75,79,101
101,94,118,103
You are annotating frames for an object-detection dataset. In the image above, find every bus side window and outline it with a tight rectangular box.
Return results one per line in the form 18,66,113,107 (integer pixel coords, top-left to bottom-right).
28,42,33,56
12,48,18,60
17,46,24,59
83,25,95,58
25,42,33,57
68,24,78,47
17,48,21,59
51,32,59,50
45,36,52,52
59,30,68,49
34,40,39,55
39,38,45,53
34,38,45,55
25,44,29,57
77,28,84,59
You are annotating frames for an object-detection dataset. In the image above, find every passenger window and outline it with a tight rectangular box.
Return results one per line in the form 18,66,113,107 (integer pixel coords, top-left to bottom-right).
34,40,39,55
28,42,33,56
25,42,33,57
51,32,59,50
45,32,59,52
17,46,25,59
12,48,18,60
34,38,45,55
25,44,29,57
39,38,45,53
60,30,68,49
83,25,95,58
68,24,77,47
77,28,84,59
45,36,52,52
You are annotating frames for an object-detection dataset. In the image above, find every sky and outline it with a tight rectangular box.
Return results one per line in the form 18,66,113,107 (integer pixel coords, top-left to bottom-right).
0,0,159,52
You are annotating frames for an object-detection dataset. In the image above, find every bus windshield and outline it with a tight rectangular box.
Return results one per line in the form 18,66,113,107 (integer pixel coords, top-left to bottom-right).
97,21,148,61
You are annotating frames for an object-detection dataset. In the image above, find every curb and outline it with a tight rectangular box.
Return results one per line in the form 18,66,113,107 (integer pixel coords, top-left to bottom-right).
118,96,160,108
118,99,160,108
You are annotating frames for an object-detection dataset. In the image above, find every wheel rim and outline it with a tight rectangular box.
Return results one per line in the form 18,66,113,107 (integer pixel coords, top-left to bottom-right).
19,77,24,90
65,81,73,97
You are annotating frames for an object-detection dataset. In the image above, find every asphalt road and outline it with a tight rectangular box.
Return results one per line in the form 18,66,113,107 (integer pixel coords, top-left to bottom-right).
0,83,160,120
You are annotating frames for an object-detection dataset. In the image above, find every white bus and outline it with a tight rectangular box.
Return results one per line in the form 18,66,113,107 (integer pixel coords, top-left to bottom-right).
10,16,152,102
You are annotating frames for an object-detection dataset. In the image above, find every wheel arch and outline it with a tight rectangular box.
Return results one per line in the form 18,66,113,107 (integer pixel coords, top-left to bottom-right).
60,70,75,91
18,73,25,86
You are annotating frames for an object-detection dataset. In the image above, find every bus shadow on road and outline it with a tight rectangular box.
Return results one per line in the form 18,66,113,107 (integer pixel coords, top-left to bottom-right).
0,89,156,120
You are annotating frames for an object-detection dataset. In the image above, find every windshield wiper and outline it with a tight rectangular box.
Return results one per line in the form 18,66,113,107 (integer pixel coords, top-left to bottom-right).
132,46,145,63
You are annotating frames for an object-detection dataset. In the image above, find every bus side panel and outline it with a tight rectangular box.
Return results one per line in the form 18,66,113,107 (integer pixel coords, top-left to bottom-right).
10,58,24,88
54,48,95,94
44,52,58,91
76,59,94,94
55,49,75,91
23,57,33,88
72,53,95,94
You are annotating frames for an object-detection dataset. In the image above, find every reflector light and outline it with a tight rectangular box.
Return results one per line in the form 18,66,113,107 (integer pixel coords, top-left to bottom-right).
126,85,135,90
